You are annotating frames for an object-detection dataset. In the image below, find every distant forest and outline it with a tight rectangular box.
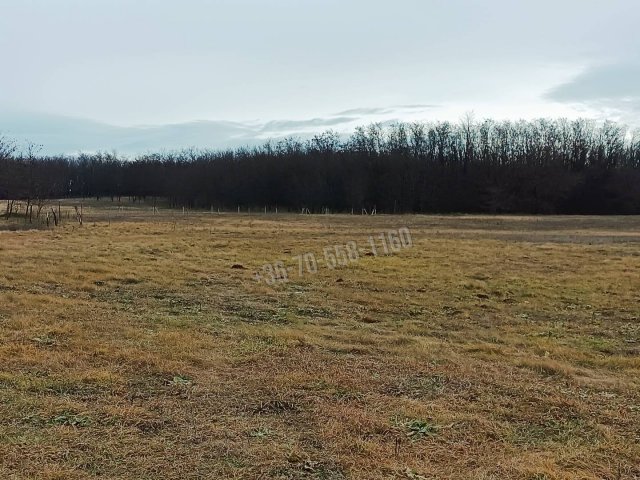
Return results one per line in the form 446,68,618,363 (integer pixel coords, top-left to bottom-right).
2,118,640,214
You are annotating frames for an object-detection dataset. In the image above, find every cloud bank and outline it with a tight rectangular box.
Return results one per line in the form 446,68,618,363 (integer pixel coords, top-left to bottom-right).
545,61,640,124
0,104,442,155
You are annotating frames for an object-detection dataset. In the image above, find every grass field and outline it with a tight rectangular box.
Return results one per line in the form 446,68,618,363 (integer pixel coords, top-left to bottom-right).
1,201,639,479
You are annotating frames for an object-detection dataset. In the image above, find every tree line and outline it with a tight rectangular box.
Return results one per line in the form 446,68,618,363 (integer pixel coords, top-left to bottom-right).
1,117,640,215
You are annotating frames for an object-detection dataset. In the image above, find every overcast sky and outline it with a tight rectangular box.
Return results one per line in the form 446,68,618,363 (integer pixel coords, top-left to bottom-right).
1,0,638,153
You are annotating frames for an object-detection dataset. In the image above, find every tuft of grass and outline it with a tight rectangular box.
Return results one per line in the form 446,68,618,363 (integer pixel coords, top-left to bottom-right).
167,374,192,386
509,418,600,446
248,426,273,439
388,374,447,399
399,418,439,440
30,335,60,347
49,413,92,428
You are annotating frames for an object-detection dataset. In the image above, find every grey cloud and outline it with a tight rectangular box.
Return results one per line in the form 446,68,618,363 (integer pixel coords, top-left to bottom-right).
545,62,640,122
0,103,448,155
393,104,441,111
260,116,358,133
0,111,262,155
335,105,439,117
546,63,640,102
0,111,374,155
336,107,394,116
545,59,640,126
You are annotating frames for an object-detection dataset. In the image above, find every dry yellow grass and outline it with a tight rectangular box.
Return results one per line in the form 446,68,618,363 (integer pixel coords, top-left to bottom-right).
1,201,639,479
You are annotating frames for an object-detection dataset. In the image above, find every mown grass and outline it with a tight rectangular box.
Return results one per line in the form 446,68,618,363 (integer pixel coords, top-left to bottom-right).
1,201,639,479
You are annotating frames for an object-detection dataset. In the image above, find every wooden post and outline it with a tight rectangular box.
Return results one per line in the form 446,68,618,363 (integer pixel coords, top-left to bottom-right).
50,207,58,227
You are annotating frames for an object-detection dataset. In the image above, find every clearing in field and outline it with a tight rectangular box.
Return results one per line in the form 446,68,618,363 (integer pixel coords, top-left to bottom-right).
1,202,639,479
